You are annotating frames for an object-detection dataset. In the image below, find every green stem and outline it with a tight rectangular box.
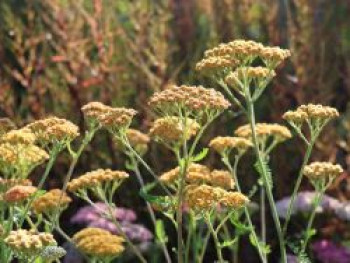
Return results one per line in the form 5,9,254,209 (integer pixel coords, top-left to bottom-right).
130,156,172,263
282,139,314,235
206,216,224,263
300,191,323,253
185,213,194,263
197,230,211,263
260,186,267,263
223,155,266,263
246,99,287,263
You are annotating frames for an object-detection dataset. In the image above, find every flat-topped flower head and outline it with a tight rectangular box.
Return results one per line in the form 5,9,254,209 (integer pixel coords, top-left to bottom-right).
185,184,226,212
5,229,56,257
26,117,79,148
0,178,32,193
40,246,66,262
149,116,200,144
283,110,308,125
195,56,238,76
32,189,72,215
0,143,49,178
220,192,249,209
67,169,129,193
235,123,292,144
259,46,291,68
3,185,37,203
159,163,211,186
0,129,35,145
209,136,252,155
81,102,113,122
210,170,235,189
73,228,124,258
148,85,230,118
0,118,16,137
304,162,343,186
297,104,339,121
98,107,137,131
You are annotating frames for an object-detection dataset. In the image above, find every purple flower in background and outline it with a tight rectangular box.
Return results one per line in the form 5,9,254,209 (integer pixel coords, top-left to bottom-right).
335,202,350,221
71,203,152,243
287,254,298,263
312,239,350,263
71,202,137,224
276,191,341,218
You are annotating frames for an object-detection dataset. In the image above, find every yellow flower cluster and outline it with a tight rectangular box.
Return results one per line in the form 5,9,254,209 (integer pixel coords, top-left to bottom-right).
235,123,292,143
209,136,252,155
32,189,72,215
148,85,230,114
126,129,150,146
67,169,129,193
0,143,49,171
159,164,235,189
0,129,36,145
210,170,235,189
303,162,343,181
283,104,339,125
3,185,37,203
149,117,200,142
73,228,124,258
197,39,290,70
185,184,248,212
195,56,238,73
0,118,16,137
0,178,32,192
82,102,137,130
4,229,56,256
26,117,79,145
219,192,250,209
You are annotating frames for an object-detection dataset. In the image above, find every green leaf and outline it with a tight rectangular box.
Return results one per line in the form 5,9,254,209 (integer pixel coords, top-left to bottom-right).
249,234,271,254
191,148,209,162
220,237,238,248
155,220,168,244
140,183,175,211
125,159,134,171
254,160,273,189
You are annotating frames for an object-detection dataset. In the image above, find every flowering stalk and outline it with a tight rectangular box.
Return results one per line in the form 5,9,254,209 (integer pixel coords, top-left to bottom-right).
222,154,266,262
205,215,224,263
246,97,287,262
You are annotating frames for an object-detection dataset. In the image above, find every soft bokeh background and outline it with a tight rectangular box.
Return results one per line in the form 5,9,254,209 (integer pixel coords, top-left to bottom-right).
1,0,350,262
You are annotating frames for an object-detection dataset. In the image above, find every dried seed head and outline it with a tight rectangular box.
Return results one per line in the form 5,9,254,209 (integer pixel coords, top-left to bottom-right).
210,170,235,189
4,185,37,203
4,229,56,256
73,228,124,258
219,192,249,209
209,136,252,154
149,116,200,142
32,189,72,214
67,169,129,193
303,162,343,181
235,123,292,143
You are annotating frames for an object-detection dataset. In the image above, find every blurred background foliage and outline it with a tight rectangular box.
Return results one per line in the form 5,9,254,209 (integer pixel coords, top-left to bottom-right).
1,0,350,260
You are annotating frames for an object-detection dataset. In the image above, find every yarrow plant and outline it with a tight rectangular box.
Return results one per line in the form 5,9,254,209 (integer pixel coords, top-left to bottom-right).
0,39,344,263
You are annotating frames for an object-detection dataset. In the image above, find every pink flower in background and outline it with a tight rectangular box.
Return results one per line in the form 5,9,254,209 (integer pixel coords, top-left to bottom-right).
312,239,350,263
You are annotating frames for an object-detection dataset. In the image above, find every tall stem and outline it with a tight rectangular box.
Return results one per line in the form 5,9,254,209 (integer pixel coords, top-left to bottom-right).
130,156,172,263
300,191,323,253
223,155,266,262
246,99,287,263
206,216,224,263
260,186,267,263
282,140,314,235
